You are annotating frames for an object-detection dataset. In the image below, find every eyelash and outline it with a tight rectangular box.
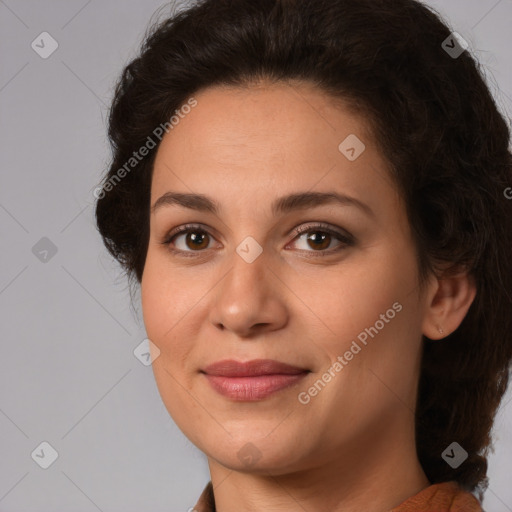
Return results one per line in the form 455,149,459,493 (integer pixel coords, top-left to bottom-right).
161,222,355,258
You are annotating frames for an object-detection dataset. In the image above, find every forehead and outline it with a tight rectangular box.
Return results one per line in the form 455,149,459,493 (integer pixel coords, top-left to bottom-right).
150,81,396,214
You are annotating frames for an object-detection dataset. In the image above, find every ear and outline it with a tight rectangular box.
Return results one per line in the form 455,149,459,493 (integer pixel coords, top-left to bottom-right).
422,269,477,340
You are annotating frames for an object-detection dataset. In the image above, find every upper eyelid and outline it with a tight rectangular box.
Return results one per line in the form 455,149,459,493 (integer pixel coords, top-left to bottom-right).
292,222,349,237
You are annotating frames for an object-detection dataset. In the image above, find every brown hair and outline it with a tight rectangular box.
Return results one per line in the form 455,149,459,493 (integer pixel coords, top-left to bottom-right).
95,0,512,497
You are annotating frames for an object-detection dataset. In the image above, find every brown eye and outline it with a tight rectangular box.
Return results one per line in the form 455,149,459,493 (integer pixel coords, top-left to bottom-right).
305,231,332,251
184,231,210,250
163,223,353,257
165,227,215,252
290,224,353,254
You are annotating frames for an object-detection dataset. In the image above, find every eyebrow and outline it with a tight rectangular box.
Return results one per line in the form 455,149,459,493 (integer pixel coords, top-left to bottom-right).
151,191,375,218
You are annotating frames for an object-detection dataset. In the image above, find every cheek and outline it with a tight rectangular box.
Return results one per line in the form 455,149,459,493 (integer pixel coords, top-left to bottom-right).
142,249,192,325
141,258,206,429
140,254,195,365
297,252,422,397
141,250,222,401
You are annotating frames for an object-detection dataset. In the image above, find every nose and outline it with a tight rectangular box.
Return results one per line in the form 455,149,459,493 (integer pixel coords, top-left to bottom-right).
208,246,289,338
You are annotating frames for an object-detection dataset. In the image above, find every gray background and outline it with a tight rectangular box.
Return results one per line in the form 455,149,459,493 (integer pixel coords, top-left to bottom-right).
0,1,511,511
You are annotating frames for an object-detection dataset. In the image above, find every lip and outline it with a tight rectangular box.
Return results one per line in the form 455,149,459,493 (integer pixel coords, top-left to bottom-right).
203,359,308,377
201,359,310,401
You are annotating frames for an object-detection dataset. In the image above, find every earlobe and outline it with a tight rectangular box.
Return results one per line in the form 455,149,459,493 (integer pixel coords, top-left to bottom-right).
422,270,477,340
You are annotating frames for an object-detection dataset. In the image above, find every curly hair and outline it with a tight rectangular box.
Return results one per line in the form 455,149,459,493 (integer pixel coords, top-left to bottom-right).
94,0,512,497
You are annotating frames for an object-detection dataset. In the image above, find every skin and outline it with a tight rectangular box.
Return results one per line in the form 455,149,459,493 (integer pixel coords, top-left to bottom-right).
140,80,476,512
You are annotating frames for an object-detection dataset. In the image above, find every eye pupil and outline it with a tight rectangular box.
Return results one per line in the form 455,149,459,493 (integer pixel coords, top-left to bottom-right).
187,231,209,249
307,231,331,250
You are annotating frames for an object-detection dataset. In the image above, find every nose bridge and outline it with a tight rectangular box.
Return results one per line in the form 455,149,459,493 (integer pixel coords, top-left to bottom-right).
224,240,270,305
209,239,287,335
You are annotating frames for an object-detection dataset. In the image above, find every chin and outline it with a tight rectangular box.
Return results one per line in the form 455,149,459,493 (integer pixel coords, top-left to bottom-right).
200,431,313,475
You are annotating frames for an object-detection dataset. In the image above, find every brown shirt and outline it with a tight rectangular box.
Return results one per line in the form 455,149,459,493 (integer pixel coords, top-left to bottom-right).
192,480,483,512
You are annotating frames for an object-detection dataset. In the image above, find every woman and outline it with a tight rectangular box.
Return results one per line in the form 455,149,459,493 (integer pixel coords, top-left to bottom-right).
94,0,512,510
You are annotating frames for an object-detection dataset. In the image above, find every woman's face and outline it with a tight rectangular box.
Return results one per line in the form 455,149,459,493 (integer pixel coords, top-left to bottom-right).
141,81,431,474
